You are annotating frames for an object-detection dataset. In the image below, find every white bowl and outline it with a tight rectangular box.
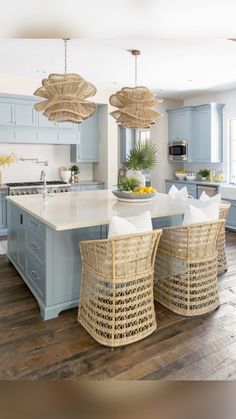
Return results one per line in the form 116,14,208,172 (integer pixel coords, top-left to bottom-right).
175,173,187,180
186,175,196,181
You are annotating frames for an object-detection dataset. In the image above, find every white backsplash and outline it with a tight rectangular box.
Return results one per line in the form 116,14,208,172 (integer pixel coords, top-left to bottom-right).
0,144,93,183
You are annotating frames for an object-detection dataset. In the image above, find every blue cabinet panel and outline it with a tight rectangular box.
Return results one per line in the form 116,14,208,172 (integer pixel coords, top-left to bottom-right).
165,181,197,198
36,129,58,144
0,130,14,142
15,130,37,143
79,113,99,162
15,103,36,127
0,190,7,235
225,199,236,231
119,127,135,163
38,113,57,128
167,103,224,163
0,102,13,125
58,129,78,144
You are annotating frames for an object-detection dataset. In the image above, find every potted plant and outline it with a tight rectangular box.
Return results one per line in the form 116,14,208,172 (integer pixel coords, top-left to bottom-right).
198,168,210,181
124,140,157,186
118,177,141,192
70,165,80,181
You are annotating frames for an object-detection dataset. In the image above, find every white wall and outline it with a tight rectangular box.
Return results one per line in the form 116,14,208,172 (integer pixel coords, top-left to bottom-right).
183,89,236,180
150,99,183,192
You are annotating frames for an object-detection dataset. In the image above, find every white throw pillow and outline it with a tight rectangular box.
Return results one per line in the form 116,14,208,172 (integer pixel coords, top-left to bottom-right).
182,203,219,226
199,191,221,203
168,185,188,200
108,211,153,239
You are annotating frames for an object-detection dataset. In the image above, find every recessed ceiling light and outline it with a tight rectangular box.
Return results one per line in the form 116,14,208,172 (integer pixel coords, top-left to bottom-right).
188,79,193,82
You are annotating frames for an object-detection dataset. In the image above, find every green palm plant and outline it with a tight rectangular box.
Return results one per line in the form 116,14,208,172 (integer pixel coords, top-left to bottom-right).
124,140,157,171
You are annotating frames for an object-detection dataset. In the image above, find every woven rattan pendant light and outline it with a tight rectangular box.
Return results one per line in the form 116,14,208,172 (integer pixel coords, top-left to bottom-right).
109,50,163,128
34,39,97,123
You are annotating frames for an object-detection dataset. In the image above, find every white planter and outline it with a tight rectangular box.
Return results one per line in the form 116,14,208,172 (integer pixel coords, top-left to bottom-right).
126,170,146,187
61,170,71,183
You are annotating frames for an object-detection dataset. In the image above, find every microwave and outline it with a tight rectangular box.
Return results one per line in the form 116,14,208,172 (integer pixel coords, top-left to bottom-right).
168,140,188,161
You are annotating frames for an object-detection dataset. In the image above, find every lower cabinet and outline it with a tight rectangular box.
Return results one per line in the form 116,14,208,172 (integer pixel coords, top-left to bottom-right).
165,181,197,198
224,199,236,231
0,190,7,235
71,183,105,192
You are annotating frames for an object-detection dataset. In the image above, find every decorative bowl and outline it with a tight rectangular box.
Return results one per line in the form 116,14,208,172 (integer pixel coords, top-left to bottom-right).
175,173,187,180
186,175,196,181
112,190,157,203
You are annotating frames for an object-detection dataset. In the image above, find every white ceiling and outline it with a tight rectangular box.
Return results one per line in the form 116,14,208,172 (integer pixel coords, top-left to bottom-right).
2,1,236,98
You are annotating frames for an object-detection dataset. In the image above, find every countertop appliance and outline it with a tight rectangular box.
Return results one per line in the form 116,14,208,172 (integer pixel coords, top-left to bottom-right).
7,181,71,196
197,184,218,199
168,140,188,161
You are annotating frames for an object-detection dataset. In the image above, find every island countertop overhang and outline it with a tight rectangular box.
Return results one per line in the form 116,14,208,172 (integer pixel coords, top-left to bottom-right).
6,190,187,231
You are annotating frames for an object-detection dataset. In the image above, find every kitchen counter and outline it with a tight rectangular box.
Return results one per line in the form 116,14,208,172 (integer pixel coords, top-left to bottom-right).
166,178,222,187
7,189,190,320
6,190,187,231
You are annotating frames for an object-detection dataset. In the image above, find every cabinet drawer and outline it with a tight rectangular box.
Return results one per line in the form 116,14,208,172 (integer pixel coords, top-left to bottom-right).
26,229,45,264
26,254,45,299
27,215,46,237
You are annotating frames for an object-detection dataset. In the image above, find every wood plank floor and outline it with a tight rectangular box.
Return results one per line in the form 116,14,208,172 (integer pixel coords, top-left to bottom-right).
0,232,236,380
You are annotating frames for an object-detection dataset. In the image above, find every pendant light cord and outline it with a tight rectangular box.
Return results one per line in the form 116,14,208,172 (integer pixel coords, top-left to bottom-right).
135,54,137,87
63,38,69,74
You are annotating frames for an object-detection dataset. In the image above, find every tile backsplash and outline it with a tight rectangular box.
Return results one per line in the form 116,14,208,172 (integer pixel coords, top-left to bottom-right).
0,144,93,183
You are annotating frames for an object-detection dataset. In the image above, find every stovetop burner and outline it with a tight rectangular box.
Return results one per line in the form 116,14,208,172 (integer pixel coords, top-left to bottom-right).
7,181,68,187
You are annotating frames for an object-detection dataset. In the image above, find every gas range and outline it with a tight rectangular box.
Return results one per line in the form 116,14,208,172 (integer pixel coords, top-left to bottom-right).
7,181,71,196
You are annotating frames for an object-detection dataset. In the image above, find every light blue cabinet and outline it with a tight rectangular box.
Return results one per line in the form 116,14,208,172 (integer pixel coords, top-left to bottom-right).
0,94,79,145
70,112,99,162
15,102,36,127
165,181,197,198
167,107,194,142
0,102,14,125
167,103,224,163
0,189,7,235
71,183,105,192
224,199,236,231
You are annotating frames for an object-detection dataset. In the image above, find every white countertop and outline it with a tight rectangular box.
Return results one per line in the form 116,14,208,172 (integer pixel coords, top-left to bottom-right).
6,190,189,231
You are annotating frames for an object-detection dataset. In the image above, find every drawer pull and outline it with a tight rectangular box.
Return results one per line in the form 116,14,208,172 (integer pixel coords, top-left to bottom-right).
31,242,40,251
30,270,40,280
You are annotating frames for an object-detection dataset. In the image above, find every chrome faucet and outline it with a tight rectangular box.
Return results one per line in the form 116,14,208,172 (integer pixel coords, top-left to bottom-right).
40,170,47,196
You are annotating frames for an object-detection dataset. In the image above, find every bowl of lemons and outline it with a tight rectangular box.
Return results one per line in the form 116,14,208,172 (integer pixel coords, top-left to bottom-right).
112,186,157,203
175,170,188,180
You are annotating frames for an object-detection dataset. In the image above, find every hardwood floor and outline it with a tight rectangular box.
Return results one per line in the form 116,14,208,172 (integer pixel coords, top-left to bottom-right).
0,232,236,380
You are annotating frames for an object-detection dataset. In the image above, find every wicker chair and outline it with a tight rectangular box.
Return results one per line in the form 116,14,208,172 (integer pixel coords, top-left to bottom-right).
78,230,162,347
154,220,225,317
218,201,231,274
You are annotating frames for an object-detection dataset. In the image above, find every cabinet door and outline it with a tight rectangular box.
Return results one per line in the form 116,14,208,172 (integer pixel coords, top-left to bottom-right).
58,129,78,144
38,113,57,128
190,107,211,162
15,103,36,127
14,130,37,143
58,122,76,129
79,113,99,162
168,109,192,141
226,201,236,230
0,191,7,231
17,211,26,273
7,203,18,262
36,130,58,144
0,130,15,143
0,102,14,125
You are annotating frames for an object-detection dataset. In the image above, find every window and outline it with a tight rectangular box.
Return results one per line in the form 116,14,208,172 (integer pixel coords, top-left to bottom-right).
136,129,150,144
229,119,236,183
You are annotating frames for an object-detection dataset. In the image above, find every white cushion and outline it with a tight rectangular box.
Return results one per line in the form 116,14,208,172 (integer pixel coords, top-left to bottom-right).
168,185,188,200
182,203,219,226
199,191,221,203
108,211,153,239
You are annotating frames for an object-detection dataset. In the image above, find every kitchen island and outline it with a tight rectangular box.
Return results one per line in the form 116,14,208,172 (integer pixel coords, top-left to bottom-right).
6,190,187,320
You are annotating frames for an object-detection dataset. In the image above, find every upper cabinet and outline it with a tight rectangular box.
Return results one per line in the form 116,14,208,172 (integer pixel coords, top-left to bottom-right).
167,103,224,163
70,112,99,163
0,94,80,145
119,127,136,164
